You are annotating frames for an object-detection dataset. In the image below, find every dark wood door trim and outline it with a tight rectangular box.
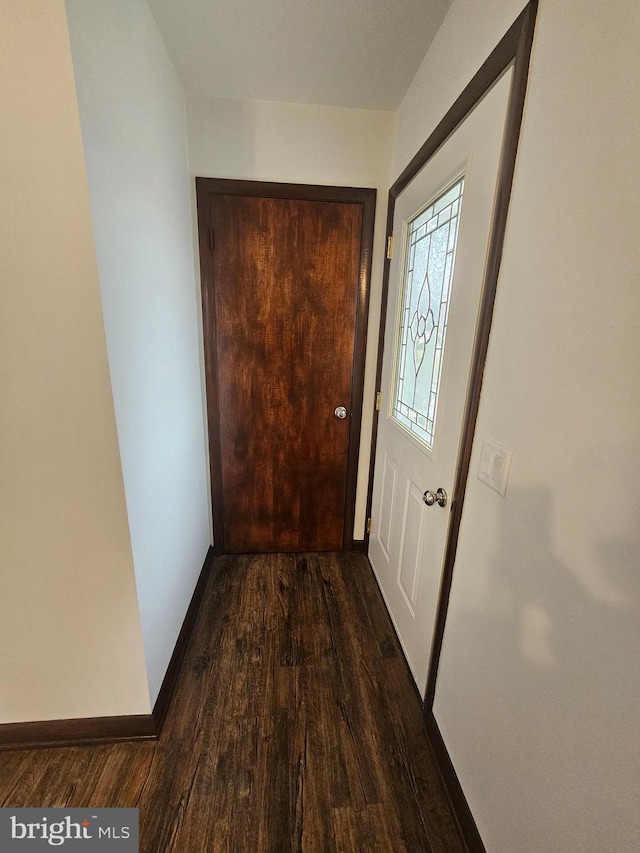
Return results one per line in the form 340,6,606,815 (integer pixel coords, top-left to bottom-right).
364,4,538,850
196,179,376,554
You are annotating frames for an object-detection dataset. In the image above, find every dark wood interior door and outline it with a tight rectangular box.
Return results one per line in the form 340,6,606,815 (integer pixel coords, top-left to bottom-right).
198,181,374,553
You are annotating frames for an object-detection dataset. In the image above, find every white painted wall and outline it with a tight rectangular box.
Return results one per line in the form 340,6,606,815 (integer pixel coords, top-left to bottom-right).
394,0,640,850
0,0,150,722
392,0,525,178
65,0,211,704
187,96,395,540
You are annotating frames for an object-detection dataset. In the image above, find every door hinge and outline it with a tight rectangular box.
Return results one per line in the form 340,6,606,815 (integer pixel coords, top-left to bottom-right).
375,391,382,412
208,227,215,251
386,235,394,259
366,517,372,535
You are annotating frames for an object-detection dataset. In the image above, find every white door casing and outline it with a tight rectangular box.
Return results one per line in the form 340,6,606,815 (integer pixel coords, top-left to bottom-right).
369,70,513,695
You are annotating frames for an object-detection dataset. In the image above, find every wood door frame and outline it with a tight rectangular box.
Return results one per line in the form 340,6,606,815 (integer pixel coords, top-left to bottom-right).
196,178,376,554
363,5,537,849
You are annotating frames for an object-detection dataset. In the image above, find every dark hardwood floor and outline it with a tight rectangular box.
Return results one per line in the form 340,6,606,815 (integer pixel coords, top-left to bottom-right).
0,553,464,852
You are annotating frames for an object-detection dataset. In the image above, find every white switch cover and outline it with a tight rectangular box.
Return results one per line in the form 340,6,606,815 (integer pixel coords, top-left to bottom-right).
478,438,513,497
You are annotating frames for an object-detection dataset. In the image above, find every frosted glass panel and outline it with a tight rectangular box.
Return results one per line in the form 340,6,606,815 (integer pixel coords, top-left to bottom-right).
392,177,464,449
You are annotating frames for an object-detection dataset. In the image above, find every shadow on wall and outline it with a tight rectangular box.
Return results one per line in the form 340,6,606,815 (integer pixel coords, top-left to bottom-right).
435,476,640,851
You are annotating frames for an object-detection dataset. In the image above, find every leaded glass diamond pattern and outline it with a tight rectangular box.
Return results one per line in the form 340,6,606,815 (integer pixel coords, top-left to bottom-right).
391,177,464,449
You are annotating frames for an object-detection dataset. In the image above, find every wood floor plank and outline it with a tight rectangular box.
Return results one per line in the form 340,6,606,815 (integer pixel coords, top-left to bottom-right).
0,750,35,806
65,742,156,809
348,551,404,660
3,746,96,808
349,553,464,853
317,554,436,852
0,552,464,853
333,802,412,853
176,715,261,853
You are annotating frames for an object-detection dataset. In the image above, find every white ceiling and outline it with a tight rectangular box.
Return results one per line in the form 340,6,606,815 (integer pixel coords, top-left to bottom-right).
146,0,452,111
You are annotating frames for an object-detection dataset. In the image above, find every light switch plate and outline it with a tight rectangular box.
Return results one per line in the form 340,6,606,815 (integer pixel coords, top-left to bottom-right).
477,437,513,497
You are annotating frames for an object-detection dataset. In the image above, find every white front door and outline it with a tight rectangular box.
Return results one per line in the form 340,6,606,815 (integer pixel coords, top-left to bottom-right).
369,70,513,695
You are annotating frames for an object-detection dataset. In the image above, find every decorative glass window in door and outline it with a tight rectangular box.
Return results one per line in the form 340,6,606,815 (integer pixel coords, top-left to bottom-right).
391,177,464,450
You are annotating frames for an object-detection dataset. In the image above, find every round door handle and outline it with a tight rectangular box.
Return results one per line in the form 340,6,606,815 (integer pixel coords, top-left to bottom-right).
423,487,448,508
334,406,348,419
